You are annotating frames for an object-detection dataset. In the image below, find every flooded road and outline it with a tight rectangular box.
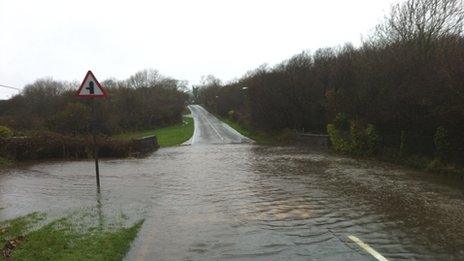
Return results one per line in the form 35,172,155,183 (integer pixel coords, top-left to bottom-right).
1,106,464,260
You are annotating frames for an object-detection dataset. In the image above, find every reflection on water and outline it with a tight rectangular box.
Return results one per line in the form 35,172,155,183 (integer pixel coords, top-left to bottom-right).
1,144,463,260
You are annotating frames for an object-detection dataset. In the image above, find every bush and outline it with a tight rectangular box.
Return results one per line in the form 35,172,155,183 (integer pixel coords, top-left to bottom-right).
399,130,406,156
426,157,447,173
434,126,450,160
0,69,189,136
275,128,298,144
333,113,349,131
0,126,13,139
228,110,236,120
0,131,138,161
47,103,91,135
327,124,352,153
365,124,379,155
327,120,379,156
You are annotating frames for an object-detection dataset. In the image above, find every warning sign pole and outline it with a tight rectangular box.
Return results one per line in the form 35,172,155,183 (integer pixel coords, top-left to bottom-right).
76,70,107,191
91,99,100,189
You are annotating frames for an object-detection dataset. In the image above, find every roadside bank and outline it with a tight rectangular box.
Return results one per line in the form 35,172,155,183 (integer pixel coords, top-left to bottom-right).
0,211,142,260
0,116,194,168
222,115,464,178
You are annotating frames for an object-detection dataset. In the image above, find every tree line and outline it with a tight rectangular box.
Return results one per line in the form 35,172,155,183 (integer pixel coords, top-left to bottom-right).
196,0,464,163
0,69,189,136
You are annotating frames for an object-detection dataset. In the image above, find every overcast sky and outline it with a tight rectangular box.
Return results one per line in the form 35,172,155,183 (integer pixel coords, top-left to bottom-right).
0,0,399,99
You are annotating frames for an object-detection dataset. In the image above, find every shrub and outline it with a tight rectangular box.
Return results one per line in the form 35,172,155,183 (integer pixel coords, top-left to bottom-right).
228,110,236,120
333,113,349,131
0,126,13,139
47,103,91,135
0,131,137,161
399,130,406,156
434,126,450,160
365,124,379,155
426,157,447,173
276,128,298,144
350,121,364,153
327,120,379,156
327,124,351,153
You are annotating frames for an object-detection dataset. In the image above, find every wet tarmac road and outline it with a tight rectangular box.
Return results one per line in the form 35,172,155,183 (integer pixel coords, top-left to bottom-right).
185,104,253,145
1,105,464,260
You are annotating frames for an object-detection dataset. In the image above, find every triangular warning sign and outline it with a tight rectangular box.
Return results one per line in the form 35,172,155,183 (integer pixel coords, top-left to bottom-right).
76,70,107,98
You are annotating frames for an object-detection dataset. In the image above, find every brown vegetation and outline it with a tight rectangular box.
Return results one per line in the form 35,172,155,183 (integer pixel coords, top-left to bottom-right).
197,0,464,165
0,132,136,160
0,69,188,161
0,69,188,135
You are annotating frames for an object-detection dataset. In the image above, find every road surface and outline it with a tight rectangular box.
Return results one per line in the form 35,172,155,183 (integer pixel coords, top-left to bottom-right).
185,104,253,145
0,105,463,260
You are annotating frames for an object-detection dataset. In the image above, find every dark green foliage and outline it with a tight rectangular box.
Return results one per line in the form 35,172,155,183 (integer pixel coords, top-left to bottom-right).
333,113,349,131
327,121,379,155
365,124,379,155
0,125,13,138
434,126,450,159
426,157,447,173
399,130,407,156
46,103,91,135
327,124,351,153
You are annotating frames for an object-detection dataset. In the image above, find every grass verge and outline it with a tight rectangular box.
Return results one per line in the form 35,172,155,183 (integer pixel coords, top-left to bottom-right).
1,212,143,260
115,117,194,147
220,118,276,144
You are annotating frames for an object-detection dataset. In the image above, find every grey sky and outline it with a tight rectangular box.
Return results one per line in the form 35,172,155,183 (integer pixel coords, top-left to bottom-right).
0,0,399,99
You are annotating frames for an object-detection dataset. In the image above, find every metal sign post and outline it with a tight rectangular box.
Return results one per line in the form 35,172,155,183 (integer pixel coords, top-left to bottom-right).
91,99,100,188
76,70,107,190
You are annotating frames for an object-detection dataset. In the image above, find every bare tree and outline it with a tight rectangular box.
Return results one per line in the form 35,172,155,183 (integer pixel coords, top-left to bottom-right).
375,0,464,45
126,69,161,88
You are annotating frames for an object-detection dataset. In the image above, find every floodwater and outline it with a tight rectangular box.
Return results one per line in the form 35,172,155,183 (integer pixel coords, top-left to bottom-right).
0,107,463,260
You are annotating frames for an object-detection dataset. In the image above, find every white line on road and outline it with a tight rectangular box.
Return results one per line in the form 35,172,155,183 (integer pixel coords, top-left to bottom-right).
348,235,389,261
198,106,225,142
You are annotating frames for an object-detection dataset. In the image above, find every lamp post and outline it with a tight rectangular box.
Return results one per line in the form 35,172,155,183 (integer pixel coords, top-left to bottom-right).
241,86,249,101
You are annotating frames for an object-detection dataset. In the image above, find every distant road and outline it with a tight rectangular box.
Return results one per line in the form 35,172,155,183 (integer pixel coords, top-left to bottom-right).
185,104,253,145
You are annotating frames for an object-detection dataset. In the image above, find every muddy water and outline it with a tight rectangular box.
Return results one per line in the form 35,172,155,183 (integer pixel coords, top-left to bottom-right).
1,144,464,260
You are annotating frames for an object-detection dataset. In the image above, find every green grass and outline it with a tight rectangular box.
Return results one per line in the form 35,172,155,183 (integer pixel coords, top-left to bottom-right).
115,117,194,147
220,118,276,144
0,213,45,243
1,212,143,261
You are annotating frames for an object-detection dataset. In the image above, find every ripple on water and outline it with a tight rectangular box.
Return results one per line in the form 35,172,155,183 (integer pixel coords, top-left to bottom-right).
1,144,464,260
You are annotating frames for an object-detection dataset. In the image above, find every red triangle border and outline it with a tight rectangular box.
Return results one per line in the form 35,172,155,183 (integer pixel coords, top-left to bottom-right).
76,70,107,98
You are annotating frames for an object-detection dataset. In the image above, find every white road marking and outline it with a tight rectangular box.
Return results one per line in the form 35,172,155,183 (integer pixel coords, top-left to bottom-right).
206,117,225,142
198,106,225,142
187,104,252,144
348,235,388,261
